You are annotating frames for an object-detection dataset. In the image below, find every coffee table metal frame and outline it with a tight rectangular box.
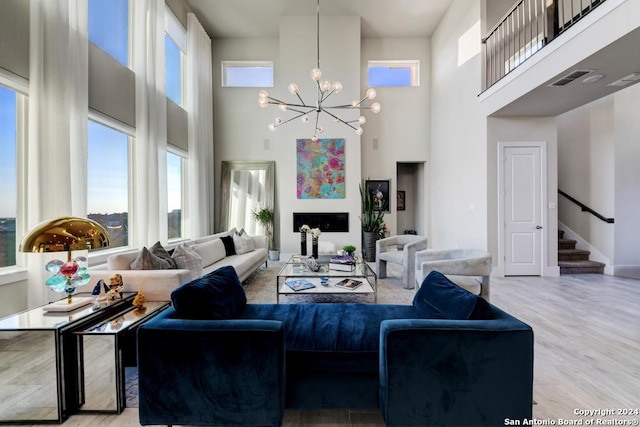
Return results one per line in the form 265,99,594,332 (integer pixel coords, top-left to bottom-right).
276,255,377,303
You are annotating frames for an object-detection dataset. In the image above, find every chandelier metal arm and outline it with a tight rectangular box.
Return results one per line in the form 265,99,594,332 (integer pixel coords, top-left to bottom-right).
321,108,358,130
276,109,314,127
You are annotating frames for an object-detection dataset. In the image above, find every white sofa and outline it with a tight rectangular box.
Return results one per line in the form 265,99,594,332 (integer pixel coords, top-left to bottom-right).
90,231,268,301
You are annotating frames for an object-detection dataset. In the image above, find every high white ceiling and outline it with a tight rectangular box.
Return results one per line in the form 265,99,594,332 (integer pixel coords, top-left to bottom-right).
187,0,455,38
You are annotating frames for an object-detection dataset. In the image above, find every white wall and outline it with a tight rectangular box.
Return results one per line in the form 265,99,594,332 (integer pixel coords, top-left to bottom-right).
430,0,487,250
557,96,615,262
613,83,640,278
487,116,559,276
278,16,362,255
361,38,431,237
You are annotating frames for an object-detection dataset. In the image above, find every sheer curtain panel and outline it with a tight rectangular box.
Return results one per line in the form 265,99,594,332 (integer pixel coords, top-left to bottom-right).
133,0,168,247
186,12,214,238
27,0,88,307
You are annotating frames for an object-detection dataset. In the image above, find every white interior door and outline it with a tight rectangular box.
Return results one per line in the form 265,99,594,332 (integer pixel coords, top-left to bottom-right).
503,146,543,276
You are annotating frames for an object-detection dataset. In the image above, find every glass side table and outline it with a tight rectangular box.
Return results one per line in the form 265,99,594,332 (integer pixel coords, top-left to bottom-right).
0,292,135,424
74,301,170,414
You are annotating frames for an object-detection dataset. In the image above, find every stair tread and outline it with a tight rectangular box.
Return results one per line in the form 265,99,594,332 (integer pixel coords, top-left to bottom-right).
558,248,590,255
558,260,605,267
558,238,577,244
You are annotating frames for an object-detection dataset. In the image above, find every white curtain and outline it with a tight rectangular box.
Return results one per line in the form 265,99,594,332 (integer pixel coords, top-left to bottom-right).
133,0,168,247
27,0,88,307
186,12,214,238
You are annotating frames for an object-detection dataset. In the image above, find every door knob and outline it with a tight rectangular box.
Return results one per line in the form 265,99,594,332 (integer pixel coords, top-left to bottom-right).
536,225,543,229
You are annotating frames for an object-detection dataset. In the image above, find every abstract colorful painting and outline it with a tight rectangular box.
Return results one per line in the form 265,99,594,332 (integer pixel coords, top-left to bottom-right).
296,138,345,199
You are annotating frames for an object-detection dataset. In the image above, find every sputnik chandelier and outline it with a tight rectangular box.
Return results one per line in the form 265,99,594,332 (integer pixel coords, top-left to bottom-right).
258,0,381,141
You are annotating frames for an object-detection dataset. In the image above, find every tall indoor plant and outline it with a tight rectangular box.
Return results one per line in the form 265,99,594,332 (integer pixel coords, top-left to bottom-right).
251,206,279,260
359,183,386,262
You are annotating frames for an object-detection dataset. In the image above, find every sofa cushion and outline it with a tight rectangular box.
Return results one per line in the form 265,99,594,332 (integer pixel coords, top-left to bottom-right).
171,266,247,320
413,270,478,320
191,238,226,267
221,235,236,256
150,241,178,269
130,246,175,270
171,243,203,280
232,232,255,255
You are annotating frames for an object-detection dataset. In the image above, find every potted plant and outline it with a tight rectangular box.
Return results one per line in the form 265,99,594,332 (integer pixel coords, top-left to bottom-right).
342,245,356,256
251,206,279,261
359,183,386,262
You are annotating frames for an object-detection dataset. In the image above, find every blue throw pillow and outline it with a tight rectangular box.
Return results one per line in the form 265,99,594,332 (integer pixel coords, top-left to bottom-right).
171,265,246,319
413,271,479,320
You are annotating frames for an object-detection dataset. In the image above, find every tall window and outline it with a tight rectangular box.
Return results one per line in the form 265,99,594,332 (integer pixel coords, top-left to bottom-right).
87,120,130,249
88,0,129,66
165,6,185,106
167,151,183,239
0,86,17,268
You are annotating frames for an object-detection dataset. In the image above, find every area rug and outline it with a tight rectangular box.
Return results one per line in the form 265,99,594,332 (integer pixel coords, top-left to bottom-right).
124,260,414,407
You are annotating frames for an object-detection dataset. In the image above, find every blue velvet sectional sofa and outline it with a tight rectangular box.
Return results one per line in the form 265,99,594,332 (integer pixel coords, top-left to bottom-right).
137,266,533,427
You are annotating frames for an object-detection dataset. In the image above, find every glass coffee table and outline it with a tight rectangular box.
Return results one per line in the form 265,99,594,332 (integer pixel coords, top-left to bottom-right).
276,255,377,303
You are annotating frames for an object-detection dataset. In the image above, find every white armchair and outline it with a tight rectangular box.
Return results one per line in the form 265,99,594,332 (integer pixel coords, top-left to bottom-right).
376,235,429,289
415,249,492,300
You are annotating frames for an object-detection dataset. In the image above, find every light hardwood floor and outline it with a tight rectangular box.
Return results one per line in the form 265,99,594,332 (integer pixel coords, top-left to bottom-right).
11,273,640,427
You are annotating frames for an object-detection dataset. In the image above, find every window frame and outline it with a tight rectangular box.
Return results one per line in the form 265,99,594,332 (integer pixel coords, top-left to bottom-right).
165,5,186,107
221,61,274,88
367,60,421,87
0,72,29,284
86,110,135,265
166,145,187,241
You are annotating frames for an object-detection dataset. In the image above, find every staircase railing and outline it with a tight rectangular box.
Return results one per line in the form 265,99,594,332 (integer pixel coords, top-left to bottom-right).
482,0,606,90
558,189,614,223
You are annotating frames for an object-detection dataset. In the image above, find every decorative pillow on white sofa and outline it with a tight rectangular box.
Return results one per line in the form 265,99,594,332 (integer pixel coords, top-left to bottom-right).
191,238,226,268
232,232,255,255
172,243,203,280
130,246,174,270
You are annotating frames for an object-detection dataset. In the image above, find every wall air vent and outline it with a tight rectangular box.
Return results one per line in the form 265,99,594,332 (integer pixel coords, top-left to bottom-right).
548,70,594,87
607,72,640,87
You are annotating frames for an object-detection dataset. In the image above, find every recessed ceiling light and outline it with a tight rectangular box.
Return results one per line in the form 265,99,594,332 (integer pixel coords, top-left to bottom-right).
582,74,604,84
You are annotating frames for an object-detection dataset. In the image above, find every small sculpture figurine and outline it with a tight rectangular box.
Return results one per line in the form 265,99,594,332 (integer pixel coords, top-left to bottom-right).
133,289,147,316
92,279,111,307
109,274,124,299
305,256,321,272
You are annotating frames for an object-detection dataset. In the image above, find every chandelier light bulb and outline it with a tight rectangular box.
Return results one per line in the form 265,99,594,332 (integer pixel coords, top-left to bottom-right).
358,116,366,124
332,81,343,93
311,134,318,141
371,102,381,114
355,127,364,136
351,100,358,108
258,89,269,99
275,117,283,125
301,115,310,123
268,123,277,132
310,68,322,81
316,125,324,134
279,103,287,111
288,83,299,94
320,80,332,92
259,98,269,108
366,88,377,100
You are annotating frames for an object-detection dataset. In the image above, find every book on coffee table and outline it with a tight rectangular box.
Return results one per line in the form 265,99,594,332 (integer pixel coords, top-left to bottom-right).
284,279,316,291
329,255,356,272
335,278,364,290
